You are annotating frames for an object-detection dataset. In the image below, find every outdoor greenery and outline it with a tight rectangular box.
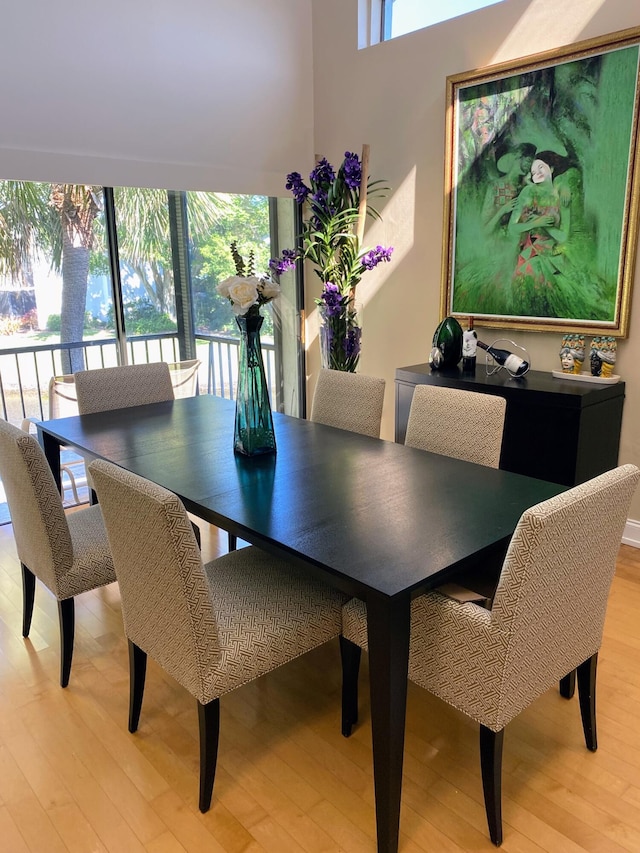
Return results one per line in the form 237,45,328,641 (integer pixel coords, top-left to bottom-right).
190,194,273,335
0,182,275,361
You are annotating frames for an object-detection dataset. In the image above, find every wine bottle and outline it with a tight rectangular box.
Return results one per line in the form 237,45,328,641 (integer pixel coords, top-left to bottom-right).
462,317,477,373
477,340,529,377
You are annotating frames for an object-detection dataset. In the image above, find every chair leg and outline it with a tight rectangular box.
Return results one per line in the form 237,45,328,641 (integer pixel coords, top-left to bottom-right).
128,640,147,733
197,698,220,813
340,635,362,737
480,725,504,846
190,520,202,549
228,532,237,552
577,653,598,752
58,597,75,688
21,563,36,637
559,670,576,699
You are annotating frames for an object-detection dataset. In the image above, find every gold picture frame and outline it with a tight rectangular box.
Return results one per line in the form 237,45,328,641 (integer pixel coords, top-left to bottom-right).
440,27,640,336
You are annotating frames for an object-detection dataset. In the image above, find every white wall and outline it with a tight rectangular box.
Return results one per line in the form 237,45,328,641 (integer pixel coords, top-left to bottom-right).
0,0,314,195
310,0,640,520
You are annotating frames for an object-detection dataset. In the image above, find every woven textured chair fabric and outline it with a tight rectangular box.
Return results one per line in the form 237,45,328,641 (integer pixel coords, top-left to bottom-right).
75,362,174,414
0,419,115,600
310,369,385,438
0,418,115,598
0,420,73,591
405,384,506,468
89,459,346,705
342,464,640,732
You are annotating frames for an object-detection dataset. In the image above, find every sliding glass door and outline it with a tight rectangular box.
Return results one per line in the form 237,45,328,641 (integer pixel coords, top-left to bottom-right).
0,180,304,425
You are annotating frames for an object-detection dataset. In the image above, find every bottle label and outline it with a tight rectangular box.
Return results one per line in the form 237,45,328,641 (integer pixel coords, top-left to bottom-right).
463,330,477,358
504,353,523,373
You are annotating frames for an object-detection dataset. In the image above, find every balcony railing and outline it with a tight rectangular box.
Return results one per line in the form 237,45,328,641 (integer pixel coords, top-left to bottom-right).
0,332,276,426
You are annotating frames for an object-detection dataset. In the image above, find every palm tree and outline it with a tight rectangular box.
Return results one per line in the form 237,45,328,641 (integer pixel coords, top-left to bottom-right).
51,184,102,371
113,187,230,316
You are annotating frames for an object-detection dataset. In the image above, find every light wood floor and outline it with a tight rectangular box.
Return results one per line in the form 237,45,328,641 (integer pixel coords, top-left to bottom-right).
1,519,639,853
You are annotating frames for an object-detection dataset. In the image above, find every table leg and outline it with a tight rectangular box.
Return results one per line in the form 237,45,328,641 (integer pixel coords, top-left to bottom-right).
38,428,62,493
366,594,411,853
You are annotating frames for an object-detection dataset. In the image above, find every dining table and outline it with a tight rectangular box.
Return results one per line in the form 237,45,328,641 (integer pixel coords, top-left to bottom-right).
37,393,565,853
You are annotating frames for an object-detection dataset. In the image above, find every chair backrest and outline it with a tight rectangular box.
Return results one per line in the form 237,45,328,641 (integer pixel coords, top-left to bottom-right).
88,459,219,700
75,362,174,414
49,374,79,419
490,463,639,726
0,418,72,592
405,384,506,467
168,359,201,398
310,369,385,438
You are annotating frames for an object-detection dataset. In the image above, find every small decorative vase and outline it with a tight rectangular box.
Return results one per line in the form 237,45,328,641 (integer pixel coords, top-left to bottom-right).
234,312,276,456
429,316,463,369
318,301,361,373
590,336,617,378
559,333,585,374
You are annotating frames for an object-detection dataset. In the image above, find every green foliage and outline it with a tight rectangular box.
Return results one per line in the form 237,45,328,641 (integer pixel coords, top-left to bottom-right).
190,194,271,335
1,182,274,342
106,300,177,335
89,247,109,277
47,311,108,334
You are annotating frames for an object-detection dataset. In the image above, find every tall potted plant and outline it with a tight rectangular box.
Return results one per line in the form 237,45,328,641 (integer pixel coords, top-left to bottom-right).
271,146,393,372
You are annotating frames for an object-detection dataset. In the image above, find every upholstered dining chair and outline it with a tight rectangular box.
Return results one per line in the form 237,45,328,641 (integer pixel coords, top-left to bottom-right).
168,358,201,398
0,418,116,687
404,384,506,468
75,361,174,502
340,464,639,846
310,368,386,438
88,458,346,813
74,361,175,414
405,384,508,604
22,374,87,505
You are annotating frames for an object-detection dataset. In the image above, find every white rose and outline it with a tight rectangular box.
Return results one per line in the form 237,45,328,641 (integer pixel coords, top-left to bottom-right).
216,275,237,298
259,279,281,301
228,279,259,315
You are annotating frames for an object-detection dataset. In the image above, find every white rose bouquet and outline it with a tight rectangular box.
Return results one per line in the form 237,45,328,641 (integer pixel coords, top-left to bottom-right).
217,241,281,317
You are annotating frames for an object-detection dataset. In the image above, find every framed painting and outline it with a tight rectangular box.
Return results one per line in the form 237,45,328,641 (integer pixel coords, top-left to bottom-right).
440,27,640,336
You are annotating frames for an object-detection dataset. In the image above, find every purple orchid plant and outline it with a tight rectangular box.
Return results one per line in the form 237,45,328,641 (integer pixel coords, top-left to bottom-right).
270,150,393,370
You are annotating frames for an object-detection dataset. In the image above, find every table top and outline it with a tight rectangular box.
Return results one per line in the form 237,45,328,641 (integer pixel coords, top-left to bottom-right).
38,394,564,601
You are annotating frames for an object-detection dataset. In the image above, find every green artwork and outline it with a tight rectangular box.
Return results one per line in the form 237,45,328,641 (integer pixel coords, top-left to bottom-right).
445,37,640,333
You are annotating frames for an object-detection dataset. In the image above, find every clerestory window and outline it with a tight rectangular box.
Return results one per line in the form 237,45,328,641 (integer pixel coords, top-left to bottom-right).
379,0,506,42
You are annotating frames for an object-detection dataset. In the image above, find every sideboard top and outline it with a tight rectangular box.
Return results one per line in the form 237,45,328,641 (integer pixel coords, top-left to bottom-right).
395,364,625,408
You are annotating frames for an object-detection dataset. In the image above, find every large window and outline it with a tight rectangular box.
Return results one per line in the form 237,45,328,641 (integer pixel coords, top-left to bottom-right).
0,182,115,377
0,181,303,426
381,0,505,41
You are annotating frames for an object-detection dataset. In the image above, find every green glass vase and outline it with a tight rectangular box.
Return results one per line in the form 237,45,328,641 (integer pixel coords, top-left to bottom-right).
234,312,276,456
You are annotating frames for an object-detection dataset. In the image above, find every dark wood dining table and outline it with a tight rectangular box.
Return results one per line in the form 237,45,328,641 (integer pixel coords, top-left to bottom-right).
37,393,565,853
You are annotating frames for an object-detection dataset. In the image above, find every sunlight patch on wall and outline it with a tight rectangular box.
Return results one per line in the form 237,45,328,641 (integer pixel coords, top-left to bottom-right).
489,0,609,63
358,165,416,307
308,164,417,353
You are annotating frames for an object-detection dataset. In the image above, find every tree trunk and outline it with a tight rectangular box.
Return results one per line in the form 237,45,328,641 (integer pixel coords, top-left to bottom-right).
60,243,90,373
51,185,100,374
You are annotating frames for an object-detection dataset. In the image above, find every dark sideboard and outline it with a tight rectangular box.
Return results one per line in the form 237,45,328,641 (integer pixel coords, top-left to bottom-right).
395,364,625,487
